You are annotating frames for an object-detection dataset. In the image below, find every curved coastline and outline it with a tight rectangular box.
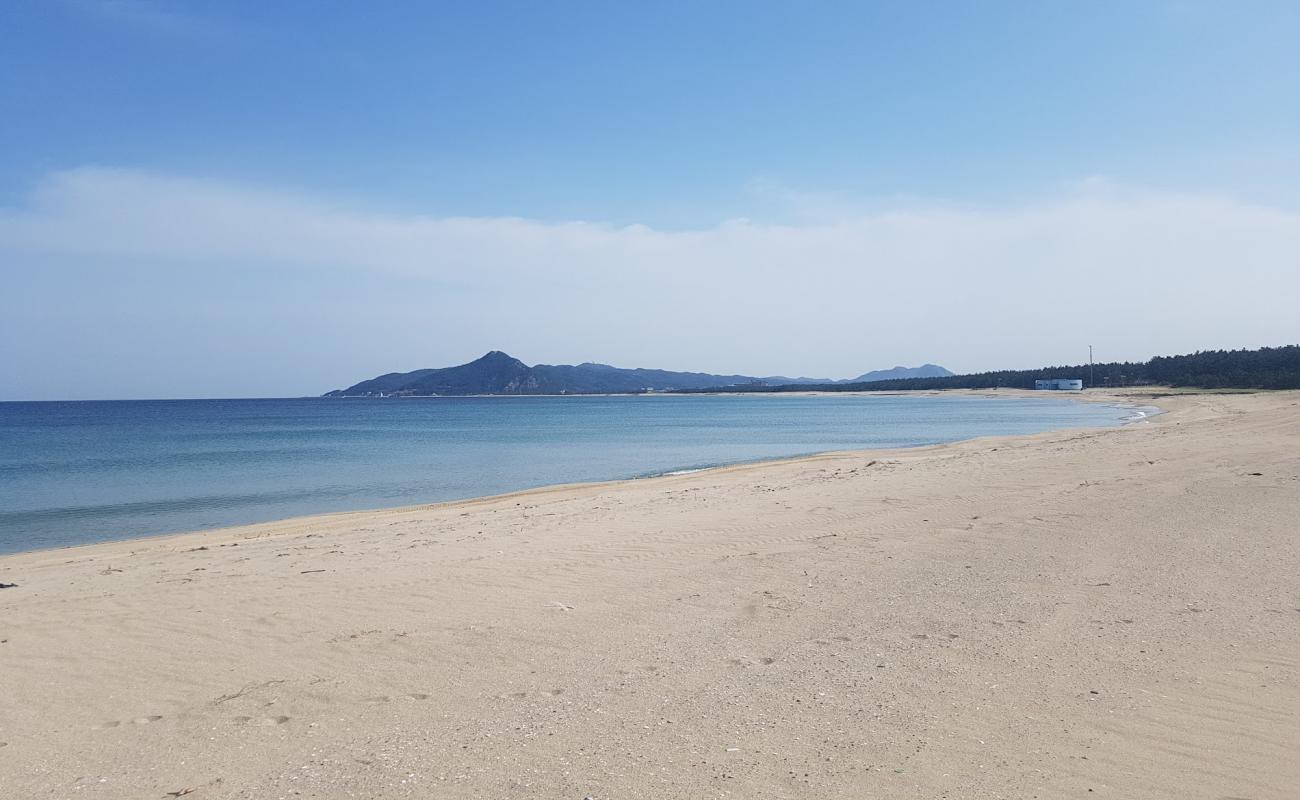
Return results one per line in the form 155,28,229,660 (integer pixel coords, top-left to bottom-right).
0,388,1166,561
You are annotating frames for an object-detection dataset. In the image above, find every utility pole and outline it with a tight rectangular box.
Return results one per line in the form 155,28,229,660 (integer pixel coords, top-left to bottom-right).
1089,345,1094,388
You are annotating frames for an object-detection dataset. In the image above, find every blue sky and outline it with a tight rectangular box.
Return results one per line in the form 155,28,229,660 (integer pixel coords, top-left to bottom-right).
2,1,1300,398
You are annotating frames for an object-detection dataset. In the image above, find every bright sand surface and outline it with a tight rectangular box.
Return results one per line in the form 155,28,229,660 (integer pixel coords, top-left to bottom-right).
1,389,1298,799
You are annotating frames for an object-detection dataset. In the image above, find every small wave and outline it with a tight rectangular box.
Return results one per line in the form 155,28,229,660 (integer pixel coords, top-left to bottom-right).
1100,402,1162,424
1118,404,1164,424
0,487,348,527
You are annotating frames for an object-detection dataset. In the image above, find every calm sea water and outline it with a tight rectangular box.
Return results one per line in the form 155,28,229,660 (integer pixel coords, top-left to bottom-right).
0,395,1136,554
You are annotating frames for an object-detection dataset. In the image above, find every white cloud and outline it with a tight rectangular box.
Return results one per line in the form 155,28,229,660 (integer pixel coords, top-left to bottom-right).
2,167,1299,398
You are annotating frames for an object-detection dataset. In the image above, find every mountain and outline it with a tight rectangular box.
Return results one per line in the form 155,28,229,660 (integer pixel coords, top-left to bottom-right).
843,364,954,383
323,352,952,396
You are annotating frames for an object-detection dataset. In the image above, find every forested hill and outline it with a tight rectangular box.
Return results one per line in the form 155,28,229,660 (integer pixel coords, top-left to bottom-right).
324,351,953,396
683,345,1300,393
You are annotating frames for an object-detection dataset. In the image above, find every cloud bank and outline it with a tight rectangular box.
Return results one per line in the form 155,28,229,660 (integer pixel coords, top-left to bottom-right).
3,168,1298,398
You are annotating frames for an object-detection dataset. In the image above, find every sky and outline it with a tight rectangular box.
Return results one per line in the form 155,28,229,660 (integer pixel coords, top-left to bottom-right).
2,1,1299,399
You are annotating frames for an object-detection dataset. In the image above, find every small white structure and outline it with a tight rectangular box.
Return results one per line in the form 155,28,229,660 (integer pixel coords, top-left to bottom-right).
1035,378,1083,391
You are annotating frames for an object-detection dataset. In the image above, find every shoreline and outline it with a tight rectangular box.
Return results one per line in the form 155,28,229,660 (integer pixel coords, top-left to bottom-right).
3,388,1298,798
0,388,1157,562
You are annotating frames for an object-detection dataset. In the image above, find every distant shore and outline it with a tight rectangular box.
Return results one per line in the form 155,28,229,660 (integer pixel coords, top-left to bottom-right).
3,388,1298,798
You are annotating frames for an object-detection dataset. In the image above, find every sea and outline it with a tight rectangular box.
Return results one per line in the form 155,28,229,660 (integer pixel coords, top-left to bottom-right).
0,394,1143,555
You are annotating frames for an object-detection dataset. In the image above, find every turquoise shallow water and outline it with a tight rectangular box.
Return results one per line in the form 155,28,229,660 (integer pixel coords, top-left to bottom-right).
0,394,1134,554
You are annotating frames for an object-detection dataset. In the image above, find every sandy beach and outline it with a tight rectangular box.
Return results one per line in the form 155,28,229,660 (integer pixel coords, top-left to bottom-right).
1,389,1297,799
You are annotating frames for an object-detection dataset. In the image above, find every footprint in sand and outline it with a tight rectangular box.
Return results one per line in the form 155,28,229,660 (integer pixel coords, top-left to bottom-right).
98,715,162,730
366,693,430,703
233,715,290,726
726,656,777,667
497,689,563,699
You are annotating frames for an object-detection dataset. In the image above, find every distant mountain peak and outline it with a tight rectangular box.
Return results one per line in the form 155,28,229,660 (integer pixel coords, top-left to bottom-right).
845,364,955,383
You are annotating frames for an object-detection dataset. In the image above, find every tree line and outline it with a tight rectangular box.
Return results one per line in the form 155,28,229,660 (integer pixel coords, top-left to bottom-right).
682,345,1300,393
